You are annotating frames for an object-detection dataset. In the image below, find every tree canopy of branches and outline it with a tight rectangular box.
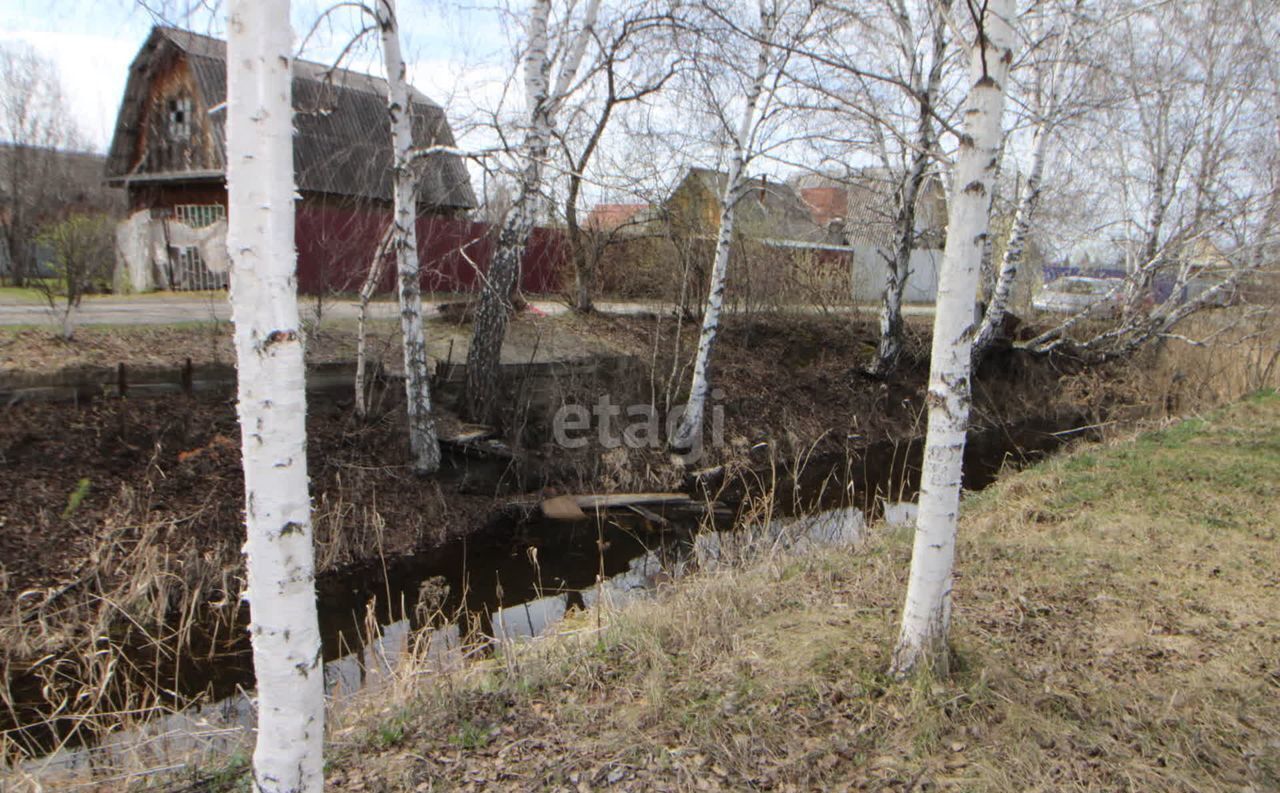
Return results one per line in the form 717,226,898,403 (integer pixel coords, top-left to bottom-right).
33,213,114,339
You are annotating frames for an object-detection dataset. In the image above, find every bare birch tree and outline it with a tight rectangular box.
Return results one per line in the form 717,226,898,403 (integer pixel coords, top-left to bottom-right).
670,0,815,451
225,0,325,788
892,0,1016,678
353,224,394,419
972,1,1083,358
871,0,954,375
465,0,603,422
376,0,441,473
781,0,962,375
298,0,476,466
1023,0,1277,357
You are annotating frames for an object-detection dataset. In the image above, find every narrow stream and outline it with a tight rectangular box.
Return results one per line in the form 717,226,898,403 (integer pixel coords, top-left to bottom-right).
5,414,1091,777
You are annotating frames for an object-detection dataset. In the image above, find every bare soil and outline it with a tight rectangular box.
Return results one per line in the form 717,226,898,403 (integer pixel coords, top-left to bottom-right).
0,395,497,612
553,312,1079,464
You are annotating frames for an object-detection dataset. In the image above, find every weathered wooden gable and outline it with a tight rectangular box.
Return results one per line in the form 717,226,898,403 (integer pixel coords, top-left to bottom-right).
132,48,219,176
108,27,476,211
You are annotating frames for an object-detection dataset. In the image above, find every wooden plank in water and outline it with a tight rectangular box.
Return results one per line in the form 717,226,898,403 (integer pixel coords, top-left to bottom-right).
572,493,695,510
533,491,724,522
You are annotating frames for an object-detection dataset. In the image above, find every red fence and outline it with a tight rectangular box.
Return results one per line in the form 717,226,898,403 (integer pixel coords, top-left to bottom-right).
294,204,566,296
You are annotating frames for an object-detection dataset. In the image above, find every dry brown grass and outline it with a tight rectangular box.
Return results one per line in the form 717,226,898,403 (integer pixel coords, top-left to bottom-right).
315,392,1280,792
1150,307,1280,410
0,483,244,767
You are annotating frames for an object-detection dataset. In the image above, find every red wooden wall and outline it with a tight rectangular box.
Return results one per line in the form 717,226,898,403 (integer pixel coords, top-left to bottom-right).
127,184,565,296
294,203,566,296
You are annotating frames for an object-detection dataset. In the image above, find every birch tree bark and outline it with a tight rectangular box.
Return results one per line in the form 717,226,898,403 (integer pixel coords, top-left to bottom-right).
871,0,951,376
973,17,1072,360
225,1,324,789
670,1,778,451
891,0,1015,678
465,0,602,422
354,223,394,419
377,0,441,473
971,118,1047,356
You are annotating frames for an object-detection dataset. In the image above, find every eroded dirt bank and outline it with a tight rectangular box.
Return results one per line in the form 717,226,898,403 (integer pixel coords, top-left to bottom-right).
0,313,1101,609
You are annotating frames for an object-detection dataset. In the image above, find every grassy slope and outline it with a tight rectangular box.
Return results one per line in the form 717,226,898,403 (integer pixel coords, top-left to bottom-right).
324,395,1279,791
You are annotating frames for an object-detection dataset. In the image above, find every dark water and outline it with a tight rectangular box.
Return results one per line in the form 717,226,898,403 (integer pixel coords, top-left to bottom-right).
1,509,677,760
707,414,1088,519
3,413,1091,764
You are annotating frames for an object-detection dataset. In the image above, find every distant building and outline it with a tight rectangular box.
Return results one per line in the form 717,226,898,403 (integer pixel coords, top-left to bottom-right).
103,26,556,294
665,167,828,244
798,186,847,229
791,171,948,303
658,166,948,302
584,166,950,304
585,203,649,232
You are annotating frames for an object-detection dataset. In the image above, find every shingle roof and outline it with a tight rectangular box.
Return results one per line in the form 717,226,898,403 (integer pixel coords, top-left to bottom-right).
105,27,476,209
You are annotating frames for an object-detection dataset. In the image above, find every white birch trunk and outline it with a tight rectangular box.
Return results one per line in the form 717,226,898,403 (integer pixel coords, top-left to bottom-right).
972,121,1046,356
670,172,742,450
891,0,1015,678
671,3,776,451
225,2,325,789
873,145,928,374
871,0,949,376
465,0,551,421
551,0,604,103
354,224,394,419
465,0,601,421
973,26,1069,359
378,0,441,473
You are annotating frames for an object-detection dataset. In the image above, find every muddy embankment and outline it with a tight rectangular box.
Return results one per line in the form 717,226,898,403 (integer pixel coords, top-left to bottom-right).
0,313,1143,760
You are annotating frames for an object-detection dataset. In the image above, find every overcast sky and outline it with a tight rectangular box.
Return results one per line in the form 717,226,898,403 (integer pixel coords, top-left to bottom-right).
0,0,516,154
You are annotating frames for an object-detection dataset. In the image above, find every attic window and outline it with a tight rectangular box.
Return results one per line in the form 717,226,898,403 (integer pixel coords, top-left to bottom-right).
168,96,192,141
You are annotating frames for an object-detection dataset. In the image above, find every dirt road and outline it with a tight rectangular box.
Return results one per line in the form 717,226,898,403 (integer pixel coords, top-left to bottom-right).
0,294,933,328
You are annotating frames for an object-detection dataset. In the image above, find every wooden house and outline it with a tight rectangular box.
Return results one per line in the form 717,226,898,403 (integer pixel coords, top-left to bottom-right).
104,26,497,293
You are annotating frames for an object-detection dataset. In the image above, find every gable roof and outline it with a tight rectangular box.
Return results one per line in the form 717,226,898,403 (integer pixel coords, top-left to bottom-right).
105,26,476,209
674,167,830,243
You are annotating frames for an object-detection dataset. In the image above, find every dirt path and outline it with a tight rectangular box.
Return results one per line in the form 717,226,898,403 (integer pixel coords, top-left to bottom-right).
0,294,933,329
0,313,619,373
